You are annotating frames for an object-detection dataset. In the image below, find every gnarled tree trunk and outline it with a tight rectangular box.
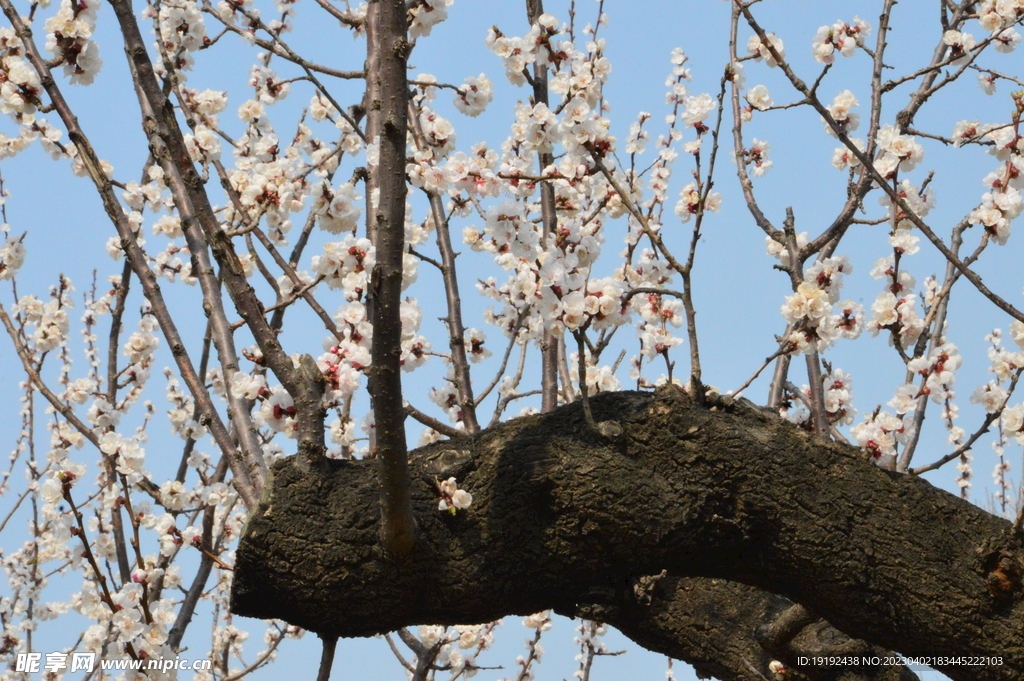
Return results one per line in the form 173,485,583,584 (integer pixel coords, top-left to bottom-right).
231,388,1024,681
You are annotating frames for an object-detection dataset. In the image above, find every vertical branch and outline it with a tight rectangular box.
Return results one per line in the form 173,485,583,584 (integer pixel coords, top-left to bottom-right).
727,2,776,237
557,335,576,402
163,455,230,649
573,329,597,431
430,191,481,432
729,5,789,407
104,261,133,585
781,207,827,433
362,2,383,454
804,353,829,434
526,0,560,412
363,3,383,246
316,634,339,681
896,226,966,472
366,0,416,556
407,103,479,433
766,325,794,410
675,73,731,397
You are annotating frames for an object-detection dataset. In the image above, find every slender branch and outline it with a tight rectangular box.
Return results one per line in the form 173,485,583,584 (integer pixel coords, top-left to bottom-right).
728,3,775,237
732,344,791,397
104,261,133,585
557,333,576,404
623,287,686,302
166,463,223,648
475,312,527,405
912,369,1023,476
405,404,462,439
799,0,894,262
397,627,442,681
221,625,289,681
491,339,530,426
676,73,730,394
573,329,598,431
408,105,479,433
200,2,368,136
526,0,560,413
384,633,416,672
585,148,687,276
970,64,1024,88
313,0,365,29
804,351,829,434
316,634,338,681
896,225,968,471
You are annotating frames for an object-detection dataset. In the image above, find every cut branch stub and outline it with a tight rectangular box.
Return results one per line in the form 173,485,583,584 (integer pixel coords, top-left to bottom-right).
231,388,1024,681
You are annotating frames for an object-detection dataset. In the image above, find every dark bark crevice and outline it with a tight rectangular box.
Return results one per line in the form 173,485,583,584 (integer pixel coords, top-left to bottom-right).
231,388,1024,681
592,574,920,681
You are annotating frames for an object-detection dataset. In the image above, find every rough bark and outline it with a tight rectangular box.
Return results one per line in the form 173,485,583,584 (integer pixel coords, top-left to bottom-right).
609,575,919,681
231,388,1024,681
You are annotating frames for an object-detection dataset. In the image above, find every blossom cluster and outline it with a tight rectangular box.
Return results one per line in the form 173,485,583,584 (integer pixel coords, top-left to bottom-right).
454,73,494,117
747,32,785,68
415,620,497,678
437,476,473,513
780,367,855,429
811,18,871,64
779,256,863,354
0,29,43,122
965,121,1024,245
865,256,925,350
44,0,103,85
873,124,925,179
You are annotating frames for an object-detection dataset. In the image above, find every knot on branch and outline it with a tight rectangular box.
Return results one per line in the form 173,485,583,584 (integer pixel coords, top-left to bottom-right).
391,37,411,59
976,535,1024,605
981,550,1023,603
631,570,668,606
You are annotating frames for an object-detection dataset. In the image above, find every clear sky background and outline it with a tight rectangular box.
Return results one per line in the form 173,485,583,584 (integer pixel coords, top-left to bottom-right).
2,0,1021,679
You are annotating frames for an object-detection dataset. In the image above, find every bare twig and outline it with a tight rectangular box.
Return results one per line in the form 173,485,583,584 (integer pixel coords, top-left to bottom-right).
912,369,1023,476
405,404,462,439
732,343,791,397
573,329,598,431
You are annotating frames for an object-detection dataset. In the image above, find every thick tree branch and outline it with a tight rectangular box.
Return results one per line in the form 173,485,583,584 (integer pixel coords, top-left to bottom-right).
603,574,919,681
232,388,1024,681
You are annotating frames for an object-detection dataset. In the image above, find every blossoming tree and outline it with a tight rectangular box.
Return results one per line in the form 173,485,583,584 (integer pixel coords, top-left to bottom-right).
3,0,1024,680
